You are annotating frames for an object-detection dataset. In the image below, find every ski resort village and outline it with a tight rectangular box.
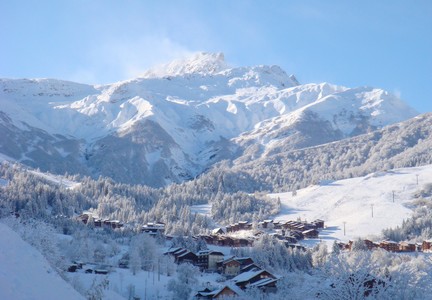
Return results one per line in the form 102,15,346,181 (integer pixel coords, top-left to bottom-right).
1,161,432,299
1,15,432,297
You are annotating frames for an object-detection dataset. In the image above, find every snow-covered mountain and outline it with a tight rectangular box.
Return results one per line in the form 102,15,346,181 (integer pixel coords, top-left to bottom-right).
0,53,418,186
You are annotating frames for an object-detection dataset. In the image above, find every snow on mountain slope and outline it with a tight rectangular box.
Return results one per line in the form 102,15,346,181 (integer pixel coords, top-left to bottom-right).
269,164,432,244
0,52,419,186
234,85,418,161
0,223,84,300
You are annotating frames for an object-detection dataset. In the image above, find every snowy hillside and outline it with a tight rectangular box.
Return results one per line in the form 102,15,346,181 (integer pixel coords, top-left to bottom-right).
0,223,84,300
210,112,432,194
270,164,432,244
0,53,419,186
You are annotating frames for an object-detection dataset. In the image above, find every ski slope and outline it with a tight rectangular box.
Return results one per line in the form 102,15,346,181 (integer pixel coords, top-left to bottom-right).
270,164,432,244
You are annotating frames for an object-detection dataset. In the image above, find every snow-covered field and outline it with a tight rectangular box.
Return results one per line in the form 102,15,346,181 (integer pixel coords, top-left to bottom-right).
270,164,432,245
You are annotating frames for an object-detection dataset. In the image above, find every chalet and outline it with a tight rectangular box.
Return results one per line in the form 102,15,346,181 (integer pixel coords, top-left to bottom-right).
77,213,90,224
289,230,304,240
302,229,319,239
197,250,224,271
363,239,379,251
176,250,198,265
259,220,274,229
313,219,325,229
211,228,225,235
284,235,298,244
77,213,100,225
227,224,239,232
248,277,278,293
164,247,183,256
282,221,295,230
141,222,165,234
103,220,123,229
218,258,241,277
379,241,399,252
194,288,213,300
240,263,262,273
232,238,251,247
165,247,198,264
170,248,188,258
194,285,243,299
232,269,277,291
238,221,250,230
67,264,78,272
235,257,255,268
199,235,216,245
336,242,350,251
293,224,307,231
272,221,282,229
217,236,234,247
271,233,286,241
422,240,432,252
399,241,416,252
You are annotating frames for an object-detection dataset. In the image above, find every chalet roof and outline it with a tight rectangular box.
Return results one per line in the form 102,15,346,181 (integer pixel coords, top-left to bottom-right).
197,250,211,255
302,229,318,234
235,257,254,265
194,288,214,297
197,250,224,256
173,248,188,256
222,258,241,266
248,277,278,288
241,263,261,272
197,284,243,298
177,250,196,258
164,247,182,254
215,284,243,297
211,227,225,235
219,256,235,263
380,240,398,244
399,241,415,246
232,269,275,284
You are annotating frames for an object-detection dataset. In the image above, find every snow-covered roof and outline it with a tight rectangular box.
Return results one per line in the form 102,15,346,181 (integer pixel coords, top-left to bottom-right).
248,277,278,288
177,250,195,258
232,269,267,283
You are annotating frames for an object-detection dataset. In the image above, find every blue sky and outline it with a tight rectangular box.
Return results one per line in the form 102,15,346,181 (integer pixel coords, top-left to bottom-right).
1,0,431,112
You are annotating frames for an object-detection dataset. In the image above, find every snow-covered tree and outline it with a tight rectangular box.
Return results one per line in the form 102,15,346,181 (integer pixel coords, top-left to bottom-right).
167,263,198,300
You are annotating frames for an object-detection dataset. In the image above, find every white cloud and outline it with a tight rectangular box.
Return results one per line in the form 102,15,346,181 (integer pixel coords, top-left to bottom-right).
393,88,402,99
71,35,194,84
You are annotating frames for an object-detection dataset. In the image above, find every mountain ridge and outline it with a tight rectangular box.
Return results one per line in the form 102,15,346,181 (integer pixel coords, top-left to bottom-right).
0,53,420,186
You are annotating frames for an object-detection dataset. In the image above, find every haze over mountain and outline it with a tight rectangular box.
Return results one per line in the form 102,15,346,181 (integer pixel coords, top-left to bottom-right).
0,53,419,187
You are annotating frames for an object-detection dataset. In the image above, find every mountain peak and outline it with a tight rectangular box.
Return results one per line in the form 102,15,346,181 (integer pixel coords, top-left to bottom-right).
141,52,229,78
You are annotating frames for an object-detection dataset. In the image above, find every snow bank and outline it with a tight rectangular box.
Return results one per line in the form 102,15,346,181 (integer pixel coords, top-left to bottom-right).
0,223,84,300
